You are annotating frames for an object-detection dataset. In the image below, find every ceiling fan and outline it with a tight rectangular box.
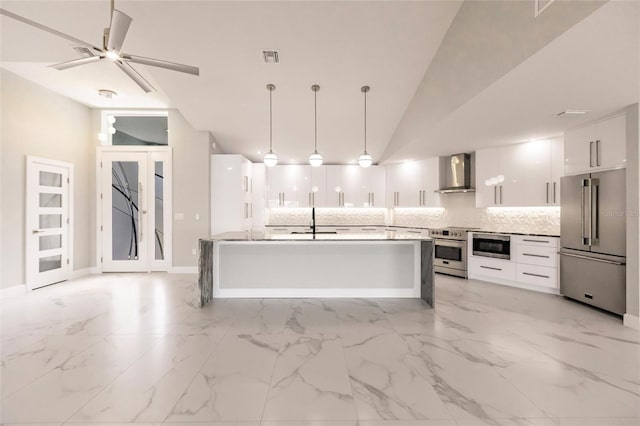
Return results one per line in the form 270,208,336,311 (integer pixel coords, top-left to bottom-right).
0,0,199,93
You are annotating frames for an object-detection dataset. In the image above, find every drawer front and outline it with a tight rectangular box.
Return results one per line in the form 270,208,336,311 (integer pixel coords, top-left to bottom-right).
515,235,558,248
517,264,558,289
516,245,558,267
469,257,516,280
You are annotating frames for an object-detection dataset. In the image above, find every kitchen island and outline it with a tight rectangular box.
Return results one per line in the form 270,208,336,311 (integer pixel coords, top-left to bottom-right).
198,230,434,307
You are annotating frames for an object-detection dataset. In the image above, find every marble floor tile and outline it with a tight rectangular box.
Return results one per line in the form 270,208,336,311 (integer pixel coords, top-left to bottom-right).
165,333,282,422
0,336,159,423
68,335,222,423
343,332,452,421
261,331,357,421
1,272,638,426
1,335,103,398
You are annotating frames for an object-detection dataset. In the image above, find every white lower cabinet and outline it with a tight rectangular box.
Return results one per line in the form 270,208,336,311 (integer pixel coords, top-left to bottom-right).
468,233,560,293
468,257,517,281
516,264,558,289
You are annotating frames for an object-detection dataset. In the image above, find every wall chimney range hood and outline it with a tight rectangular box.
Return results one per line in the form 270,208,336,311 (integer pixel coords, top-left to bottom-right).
436,153,475,193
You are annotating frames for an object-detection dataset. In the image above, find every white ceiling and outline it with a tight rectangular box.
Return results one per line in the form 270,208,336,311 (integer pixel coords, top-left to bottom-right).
1,1,638,165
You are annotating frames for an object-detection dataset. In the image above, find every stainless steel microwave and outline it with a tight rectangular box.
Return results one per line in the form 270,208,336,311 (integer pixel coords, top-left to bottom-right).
472,233,511,260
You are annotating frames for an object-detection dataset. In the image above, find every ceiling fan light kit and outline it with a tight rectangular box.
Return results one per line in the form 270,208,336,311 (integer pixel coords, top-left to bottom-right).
263,84,279,168
0,0,199,93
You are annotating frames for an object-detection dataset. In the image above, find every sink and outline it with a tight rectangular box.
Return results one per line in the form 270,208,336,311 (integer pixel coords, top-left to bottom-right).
289,231,338,234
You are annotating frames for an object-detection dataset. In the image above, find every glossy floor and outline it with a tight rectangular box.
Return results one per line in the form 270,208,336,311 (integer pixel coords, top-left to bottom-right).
1,273,638,426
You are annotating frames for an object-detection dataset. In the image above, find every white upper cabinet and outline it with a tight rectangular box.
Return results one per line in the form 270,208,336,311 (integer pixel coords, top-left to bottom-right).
476,138,563,207
266,165,312,208
386,159,439,208
211,155,252,234
564,114,626,175
309,166,326,208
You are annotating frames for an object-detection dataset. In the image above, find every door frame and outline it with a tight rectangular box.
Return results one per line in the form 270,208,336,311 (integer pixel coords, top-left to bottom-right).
96,146,172,273
25,156,74,290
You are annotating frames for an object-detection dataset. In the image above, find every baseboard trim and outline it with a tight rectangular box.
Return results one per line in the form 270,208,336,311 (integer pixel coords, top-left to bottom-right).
170,266,198,274
623,314,640,330
70,267,97,279
0,284,27,298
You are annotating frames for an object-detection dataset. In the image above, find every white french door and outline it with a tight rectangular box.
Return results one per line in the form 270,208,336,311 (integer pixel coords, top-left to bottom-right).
99,149,171,272
26,157,73,289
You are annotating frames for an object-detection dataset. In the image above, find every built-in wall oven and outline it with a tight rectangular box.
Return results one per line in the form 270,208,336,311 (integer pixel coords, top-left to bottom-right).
429,228,476,278
472,233,511,260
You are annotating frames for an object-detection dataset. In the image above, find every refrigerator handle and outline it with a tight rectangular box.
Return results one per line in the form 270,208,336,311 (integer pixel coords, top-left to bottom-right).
591,179,599,244
581,179,590,245
589,141,594,167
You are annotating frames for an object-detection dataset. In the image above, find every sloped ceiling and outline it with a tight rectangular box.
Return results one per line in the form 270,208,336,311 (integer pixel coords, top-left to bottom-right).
1,1,637,165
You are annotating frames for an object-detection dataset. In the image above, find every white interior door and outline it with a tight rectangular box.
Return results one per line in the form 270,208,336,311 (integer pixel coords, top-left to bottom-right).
26,157,72,290
100,149,171,272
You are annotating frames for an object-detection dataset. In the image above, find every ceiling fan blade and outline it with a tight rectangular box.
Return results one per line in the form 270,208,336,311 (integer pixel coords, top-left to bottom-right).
115,61,155,93
107,9,132,53
0,7,100,52
49,55,102,70
122,54,199,76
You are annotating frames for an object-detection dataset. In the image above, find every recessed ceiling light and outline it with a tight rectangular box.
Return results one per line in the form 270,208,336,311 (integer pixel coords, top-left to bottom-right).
556,109,591,116
262,50,279,64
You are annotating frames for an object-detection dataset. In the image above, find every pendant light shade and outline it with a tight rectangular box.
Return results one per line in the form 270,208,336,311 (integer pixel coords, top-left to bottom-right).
263,84,278,167
309,85,323,167
358,85,372,168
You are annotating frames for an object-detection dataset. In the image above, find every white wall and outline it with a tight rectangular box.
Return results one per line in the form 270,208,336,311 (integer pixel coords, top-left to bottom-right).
0,69,93,288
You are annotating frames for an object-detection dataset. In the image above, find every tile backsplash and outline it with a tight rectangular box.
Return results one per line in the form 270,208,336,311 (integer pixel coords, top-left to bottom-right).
267,193,560,235
267,208,387,226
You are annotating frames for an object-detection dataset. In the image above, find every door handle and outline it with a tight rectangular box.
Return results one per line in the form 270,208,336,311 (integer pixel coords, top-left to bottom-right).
595,140,601,166
500,185,503,204
522,253,550,258
32,229,45,234
559,251,625,266
494,186,497,204
522,272,550,279
372,192,374,207
589,141,594,167
309,192,312,206
591,179,599,243
553,182,557,203
581,180,588,244
480,265,502,271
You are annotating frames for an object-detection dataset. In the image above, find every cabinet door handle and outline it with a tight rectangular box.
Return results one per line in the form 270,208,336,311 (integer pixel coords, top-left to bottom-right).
589,141,594,167
553,182,557,203
372,193,374,207
480,265,502,271
244,203,248,219
250,203,252,218
522,253,550,258
522,239,549,243
500,185,503,204
595,140,601,166
522,272,550,279
546,182,549,204
312,192,315,206
309,192,312,206
494,186,497,204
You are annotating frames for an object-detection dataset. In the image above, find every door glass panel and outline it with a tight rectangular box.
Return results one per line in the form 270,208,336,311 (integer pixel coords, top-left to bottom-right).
39,193,62,208
39,254,62,272
39,214,62,229
154,161,164,260
39,234,62,251
112,161,140,260
39,171,62,187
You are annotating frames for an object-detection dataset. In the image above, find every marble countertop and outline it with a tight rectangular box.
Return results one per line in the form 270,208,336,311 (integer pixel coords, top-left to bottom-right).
205,230,433,242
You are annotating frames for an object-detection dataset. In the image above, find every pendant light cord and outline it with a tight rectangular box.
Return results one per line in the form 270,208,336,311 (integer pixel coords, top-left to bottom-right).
364,89,367,153
314,89,318,153
269,87,273,152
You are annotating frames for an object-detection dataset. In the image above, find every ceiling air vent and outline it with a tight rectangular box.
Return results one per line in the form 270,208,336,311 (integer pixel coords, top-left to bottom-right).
73,46,95,58
262,50,279,64
535,0,555,17
557,110,591,117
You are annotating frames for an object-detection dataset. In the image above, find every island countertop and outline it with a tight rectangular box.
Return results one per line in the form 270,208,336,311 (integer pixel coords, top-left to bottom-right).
205,230,433,242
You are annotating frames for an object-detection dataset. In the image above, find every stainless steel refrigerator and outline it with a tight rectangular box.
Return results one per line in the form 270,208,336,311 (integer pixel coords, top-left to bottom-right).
560,169,626,315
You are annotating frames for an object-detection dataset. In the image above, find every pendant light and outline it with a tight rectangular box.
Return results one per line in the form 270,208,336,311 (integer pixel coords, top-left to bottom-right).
308,84,323,167
263,84,278,167
358,85,373,168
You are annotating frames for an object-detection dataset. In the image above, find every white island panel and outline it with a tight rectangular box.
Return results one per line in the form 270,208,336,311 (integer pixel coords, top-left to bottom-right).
215,240,421,298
